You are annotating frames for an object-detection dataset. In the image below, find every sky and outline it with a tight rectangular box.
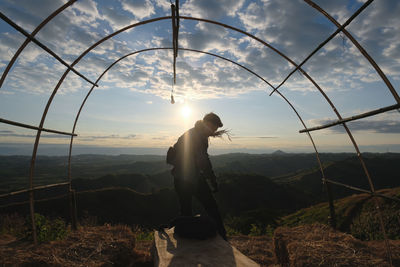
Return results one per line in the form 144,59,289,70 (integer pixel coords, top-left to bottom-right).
0,0,399,155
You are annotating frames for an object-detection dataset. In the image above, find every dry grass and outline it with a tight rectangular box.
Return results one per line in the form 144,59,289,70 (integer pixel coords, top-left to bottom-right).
229,235,277,266
1,223,399,267
0,224,153,266
274,223,394,267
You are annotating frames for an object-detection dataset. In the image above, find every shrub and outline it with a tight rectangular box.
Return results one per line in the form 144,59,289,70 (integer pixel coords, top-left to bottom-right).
0,213,27,237
350,202,400,240
249,223,263,236
26,213,69,243
133,226,154,241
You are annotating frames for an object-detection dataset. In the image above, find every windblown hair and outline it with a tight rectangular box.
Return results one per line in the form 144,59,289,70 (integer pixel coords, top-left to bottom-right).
211,129,232,141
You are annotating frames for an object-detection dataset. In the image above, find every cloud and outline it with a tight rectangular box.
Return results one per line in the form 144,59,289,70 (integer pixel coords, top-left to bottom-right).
100,6,135,31
232,136,278,139
72,0,100,22
181,0,245,18
0,0,65,31
0,32,24,63
238,0,333,62
154,0,170,12
77,134,139,142
3,61,67,94
121,0,155,20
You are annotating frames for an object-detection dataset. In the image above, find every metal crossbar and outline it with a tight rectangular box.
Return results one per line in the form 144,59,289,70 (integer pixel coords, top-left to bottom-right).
0,117,77,136
0,182,70,198
299,103,400,133
269,0,374,96
0,11,98,87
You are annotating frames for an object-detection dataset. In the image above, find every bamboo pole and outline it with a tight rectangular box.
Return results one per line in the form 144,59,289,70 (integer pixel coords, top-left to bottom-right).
269,0,375,95
0,182,70,198
171,4,177,84
324,178,400,202
299,104,400,133
0,12,97,87
26,16,171,244
304,0,400,104
66,46,336,229
0,0,77,89
69,189,77,230
29,190,37,244
0,118,77,136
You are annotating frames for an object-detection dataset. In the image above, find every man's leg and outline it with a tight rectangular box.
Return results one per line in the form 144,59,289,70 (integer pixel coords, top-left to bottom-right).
174,177,193,216
195,179,227,240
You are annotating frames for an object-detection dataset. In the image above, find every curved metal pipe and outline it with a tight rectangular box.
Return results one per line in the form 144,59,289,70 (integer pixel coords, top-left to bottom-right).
0,0,77,89
304,0,400,104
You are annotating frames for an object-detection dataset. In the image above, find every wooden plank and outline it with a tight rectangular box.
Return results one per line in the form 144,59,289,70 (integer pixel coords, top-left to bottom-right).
154,227,259,267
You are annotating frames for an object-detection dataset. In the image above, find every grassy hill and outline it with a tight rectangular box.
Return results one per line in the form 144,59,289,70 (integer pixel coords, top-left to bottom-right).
274,154,400,202
280,187,400,240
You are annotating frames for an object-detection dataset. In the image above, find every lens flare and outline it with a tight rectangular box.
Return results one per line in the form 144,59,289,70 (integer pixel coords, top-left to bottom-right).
181,105,191,118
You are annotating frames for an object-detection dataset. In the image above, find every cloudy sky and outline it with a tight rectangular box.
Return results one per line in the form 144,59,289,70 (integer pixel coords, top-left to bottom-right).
0,0,399,155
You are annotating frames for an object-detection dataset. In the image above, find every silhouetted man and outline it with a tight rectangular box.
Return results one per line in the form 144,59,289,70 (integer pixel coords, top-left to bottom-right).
169,112,227,240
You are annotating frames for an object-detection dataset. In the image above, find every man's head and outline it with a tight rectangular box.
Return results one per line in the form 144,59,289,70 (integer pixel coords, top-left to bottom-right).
203,112,223,136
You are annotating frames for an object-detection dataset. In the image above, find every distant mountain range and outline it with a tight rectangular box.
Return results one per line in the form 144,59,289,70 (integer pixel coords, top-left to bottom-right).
1,153,399,237
1,152,356,192
2,143,400,156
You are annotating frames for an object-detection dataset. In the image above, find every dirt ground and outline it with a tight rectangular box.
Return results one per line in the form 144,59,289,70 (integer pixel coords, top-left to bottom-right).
0,225,152,267
1,225,399,267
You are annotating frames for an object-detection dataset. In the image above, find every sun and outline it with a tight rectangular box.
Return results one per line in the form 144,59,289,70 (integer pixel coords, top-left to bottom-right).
181,105,192,118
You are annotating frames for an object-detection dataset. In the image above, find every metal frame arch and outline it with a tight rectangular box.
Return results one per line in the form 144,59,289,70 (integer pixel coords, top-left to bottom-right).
0,0,77,88
66,47,333,224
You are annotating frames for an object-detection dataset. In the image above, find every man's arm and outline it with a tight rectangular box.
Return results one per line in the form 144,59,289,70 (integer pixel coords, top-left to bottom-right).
195,142,218,191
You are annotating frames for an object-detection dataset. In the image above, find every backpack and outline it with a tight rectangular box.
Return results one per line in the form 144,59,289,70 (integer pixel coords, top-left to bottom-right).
166,134,184,166
170,215,217,240
166,146,177,165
